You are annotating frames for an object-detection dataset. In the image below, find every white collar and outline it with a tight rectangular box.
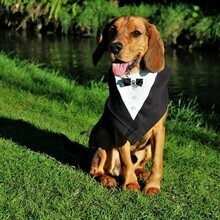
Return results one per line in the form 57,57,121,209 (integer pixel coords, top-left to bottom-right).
115,71,158,119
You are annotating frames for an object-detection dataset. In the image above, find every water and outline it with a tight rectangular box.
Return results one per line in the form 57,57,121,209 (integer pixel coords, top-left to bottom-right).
0,30,219,114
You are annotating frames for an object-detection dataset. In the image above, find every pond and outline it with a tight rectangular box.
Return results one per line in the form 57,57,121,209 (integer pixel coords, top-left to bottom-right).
0,30,219,114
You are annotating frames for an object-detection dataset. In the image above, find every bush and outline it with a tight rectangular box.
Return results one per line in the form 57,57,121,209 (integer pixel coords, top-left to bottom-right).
156,4,193,45
75,0,118,35
75,2,158,35
189,15,220,47
0,0,219,48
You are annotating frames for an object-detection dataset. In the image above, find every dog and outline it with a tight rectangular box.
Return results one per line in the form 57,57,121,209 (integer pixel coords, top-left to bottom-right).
89,16,170,196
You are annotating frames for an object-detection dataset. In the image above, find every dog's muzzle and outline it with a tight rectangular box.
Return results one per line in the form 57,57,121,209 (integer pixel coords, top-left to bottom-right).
110,42,123,54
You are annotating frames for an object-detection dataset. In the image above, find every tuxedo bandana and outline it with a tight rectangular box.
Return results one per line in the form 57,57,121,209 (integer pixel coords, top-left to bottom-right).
115,71,158,120
122,78,143,87
101,66,170,145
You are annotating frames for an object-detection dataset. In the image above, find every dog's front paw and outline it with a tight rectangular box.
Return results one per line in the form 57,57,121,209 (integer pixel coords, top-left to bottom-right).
122,182,140,192
100,175,117,188
143,187,160,196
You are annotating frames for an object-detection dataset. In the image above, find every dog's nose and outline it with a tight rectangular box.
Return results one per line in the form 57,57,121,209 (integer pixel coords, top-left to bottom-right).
110,42,123,54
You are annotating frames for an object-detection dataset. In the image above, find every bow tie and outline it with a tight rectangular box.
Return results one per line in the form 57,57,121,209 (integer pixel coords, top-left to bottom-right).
123,78,143,87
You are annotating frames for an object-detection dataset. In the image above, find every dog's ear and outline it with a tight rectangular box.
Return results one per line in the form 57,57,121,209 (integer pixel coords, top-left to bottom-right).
143,23,165,73
92,32,107,66
92,20,114,66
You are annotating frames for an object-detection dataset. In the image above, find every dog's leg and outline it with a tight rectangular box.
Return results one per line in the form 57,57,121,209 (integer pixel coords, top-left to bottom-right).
90,147,106,177
134,147,152,181
143,112,167,196
119,142,140,191
90,147,117,188
115,131,140,191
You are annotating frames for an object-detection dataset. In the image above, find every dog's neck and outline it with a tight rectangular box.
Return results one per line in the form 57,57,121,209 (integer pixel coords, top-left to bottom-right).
114,70,158,120
121,70,152,78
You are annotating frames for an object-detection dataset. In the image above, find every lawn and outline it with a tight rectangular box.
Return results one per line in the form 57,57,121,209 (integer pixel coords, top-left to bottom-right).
0,52,219,219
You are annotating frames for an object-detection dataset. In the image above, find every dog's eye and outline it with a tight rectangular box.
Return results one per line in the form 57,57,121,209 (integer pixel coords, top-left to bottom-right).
109,26,117,35
131,30,141,37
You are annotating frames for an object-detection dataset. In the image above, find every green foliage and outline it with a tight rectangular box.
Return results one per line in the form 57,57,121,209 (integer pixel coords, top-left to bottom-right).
189,15,220,47
168,97,203,128
155,4,220,48
0,1,219,48
118,3,157,18
45,0,81,33
157,4,193,45
75,1,158,35
76,0,118,35
0,0,81,33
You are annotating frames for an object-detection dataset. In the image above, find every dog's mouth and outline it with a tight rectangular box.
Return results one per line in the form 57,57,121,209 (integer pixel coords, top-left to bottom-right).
112,55,140,76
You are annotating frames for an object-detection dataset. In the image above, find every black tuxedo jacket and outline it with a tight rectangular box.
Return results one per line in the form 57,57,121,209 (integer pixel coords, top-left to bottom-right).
94,66,170,145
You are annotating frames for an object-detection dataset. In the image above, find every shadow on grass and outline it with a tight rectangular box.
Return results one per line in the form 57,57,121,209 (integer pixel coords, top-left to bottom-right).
0,117,91,172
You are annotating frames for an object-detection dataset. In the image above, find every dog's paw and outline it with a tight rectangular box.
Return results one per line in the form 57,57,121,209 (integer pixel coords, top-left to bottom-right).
122,182,140,192
135,168,151,181
143,187,160,196
100,175,117,188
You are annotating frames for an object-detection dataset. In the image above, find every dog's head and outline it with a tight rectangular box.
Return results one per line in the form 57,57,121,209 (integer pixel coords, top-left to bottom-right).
93,16,165,76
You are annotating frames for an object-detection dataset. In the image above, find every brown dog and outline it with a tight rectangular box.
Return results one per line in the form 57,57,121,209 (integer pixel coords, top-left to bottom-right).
89,16,170,196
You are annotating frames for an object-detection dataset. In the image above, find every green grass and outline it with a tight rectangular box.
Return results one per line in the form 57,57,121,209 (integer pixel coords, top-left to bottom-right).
0,52,219,219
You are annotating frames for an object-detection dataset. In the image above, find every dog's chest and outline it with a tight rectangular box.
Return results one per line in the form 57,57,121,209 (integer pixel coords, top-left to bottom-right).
115,71,158,119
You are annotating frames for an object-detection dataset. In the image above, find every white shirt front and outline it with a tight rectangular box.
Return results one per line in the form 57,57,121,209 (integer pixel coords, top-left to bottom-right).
115,71,158,120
